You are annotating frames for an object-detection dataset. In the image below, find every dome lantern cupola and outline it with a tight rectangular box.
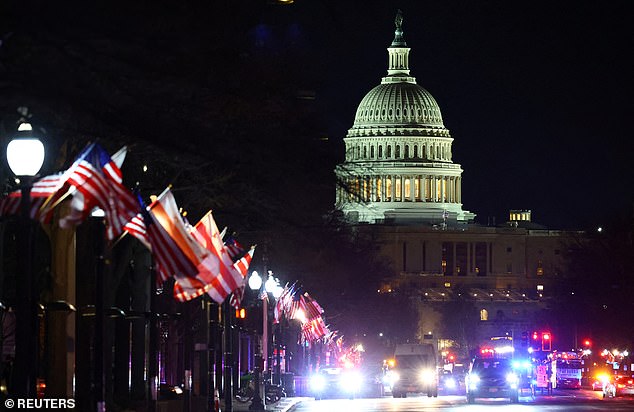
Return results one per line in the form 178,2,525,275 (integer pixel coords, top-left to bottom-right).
386,9,414,81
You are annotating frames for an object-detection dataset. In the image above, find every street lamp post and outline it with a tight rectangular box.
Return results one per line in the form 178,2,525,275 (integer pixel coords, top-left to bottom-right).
247,270,264,411
6,121,46,398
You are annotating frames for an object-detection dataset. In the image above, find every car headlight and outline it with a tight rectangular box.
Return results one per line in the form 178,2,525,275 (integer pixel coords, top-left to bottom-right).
468,374,480,390
419,369,436,384
339,372,362,393
445,377,456,388
310,374,326,392
383,371,399,386
506,373,519,388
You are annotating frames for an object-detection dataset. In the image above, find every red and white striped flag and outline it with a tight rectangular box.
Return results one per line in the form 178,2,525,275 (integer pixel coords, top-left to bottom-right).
147,189,221,301
228,247,255,309
133,190,197,287
0,174,63,221
193,211,244,304
44,144,138,240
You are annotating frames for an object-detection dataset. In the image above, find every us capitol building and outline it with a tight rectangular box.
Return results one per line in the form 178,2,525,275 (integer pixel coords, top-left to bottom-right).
335,11,580,351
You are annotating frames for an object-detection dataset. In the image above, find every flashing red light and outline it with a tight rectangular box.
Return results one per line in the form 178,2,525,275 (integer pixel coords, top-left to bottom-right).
584,339,591,346
449,354,455,361
543,333,550,340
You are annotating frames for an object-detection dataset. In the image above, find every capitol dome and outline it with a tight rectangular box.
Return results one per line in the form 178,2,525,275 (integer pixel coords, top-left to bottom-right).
353,82,444,127
335,10,475,226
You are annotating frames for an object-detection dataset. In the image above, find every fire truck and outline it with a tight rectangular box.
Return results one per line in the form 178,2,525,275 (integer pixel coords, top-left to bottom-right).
553,352,583,389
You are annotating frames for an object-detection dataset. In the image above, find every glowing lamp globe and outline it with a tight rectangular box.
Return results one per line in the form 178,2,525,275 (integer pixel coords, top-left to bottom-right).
7,123,45,177
264,276,277,294
248,271,262,291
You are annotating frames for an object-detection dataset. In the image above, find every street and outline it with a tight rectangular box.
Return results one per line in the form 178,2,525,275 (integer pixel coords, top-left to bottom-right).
290,390,634,411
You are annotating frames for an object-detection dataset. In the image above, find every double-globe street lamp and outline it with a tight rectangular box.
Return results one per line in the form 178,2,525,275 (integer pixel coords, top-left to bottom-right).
247,270,283,410
6,121,46,397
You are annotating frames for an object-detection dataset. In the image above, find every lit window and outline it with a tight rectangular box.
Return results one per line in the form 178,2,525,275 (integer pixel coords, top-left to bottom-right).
404,178,411,199
386,178,392,201
395,178,402,200
376,178,382,201
444,282,451,288
537,260,544,276
480,309,488,321
537,284,544,291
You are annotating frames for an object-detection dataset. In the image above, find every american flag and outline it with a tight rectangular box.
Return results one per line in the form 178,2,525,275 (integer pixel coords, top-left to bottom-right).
224,236,245,263
273,283,295,324
0,174,63,222
301,317,328,344
48,144,138,240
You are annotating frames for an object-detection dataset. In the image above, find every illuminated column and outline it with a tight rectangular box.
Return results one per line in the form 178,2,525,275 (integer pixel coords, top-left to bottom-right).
447,176,456,203
423,175,428,202
457,177,462,203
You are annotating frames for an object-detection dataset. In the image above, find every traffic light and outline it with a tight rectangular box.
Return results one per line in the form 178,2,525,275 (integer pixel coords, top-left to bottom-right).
542,332,551,351
583,339,591,348
532,331,539,341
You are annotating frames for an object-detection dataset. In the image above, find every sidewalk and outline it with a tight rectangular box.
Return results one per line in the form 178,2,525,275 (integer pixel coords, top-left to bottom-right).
227,397,310,412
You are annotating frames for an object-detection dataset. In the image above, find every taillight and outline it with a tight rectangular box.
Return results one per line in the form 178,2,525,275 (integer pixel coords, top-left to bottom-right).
617,383,625,389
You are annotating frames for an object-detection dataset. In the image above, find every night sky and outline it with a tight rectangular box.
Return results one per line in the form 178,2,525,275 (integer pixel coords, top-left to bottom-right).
2,0,633,230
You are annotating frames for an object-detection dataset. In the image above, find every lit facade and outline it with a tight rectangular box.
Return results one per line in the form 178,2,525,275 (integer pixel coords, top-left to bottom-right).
335,12,580,352
335,10,474,225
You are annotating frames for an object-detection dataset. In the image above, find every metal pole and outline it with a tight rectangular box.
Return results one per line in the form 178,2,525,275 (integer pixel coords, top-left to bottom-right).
147,266,158,412
206,298,213,412
14,180,37,397
94,217,106,412
275,323,281,385
262,297,268,382
248,334,264,411
223,301,233,411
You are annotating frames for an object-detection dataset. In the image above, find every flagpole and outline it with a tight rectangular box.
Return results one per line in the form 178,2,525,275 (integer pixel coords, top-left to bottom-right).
223,301,233,411
148,262,159,412
93,214,107,412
